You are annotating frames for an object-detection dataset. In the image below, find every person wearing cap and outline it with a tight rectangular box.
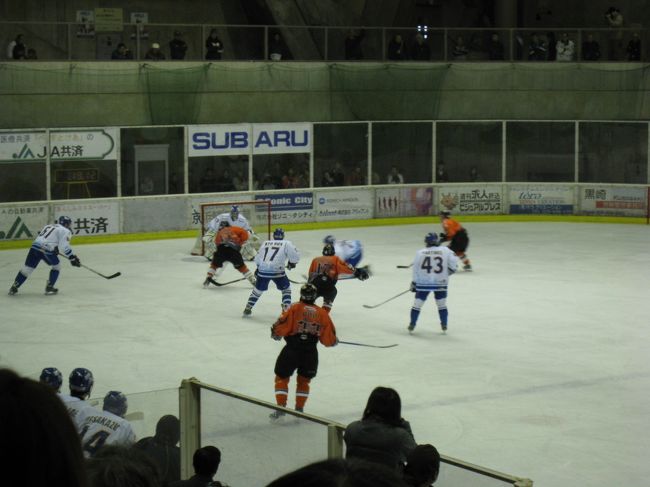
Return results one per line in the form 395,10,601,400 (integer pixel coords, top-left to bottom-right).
169,30,188,60
145,42,165,60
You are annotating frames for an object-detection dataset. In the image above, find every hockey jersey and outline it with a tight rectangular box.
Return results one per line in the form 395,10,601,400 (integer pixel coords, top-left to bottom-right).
32,223,74,258
215,226,249,251
333,239,362,265
412,245,458,291
308,255,355,284
60,394,99,433
272,301,337,348
441,218,464,240
80,409,136,458
255,240,300,278
207,212,252,233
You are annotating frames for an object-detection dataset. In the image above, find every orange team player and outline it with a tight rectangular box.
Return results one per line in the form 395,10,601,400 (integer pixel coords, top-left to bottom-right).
439,210,472,271
308,243,370,313
269,283,338,420
203,221,256,287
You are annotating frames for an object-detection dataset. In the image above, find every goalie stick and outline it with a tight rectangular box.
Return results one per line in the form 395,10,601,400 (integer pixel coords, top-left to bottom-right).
362,289,411,309
338,340,398,349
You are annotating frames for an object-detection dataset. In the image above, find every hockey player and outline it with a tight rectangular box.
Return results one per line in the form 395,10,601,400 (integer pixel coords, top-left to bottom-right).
323,235,364,267
308,243,370,313
243,228,300,316
269,283,338,419
80,391,136,457
39,367,63,393
202,205,259,260
439,210,471,271
60,367,99,432
203,221,256,287
408,233,458,334
8,215,81,295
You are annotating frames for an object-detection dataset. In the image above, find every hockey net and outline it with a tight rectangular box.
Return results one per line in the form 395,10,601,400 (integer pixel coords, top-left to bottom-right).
191,200,272,256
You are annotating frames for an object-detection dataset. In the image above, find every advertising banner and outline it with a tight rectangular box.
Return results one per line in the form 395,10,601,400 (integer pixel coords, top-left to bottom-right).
53,201,120,235
580,186,647,216
50,129,118,160
251,123,311,155
0,205,49,241
509,185,574,214
315,190,373,221
0,131,47,162
255,192,314,223
376,186,433,218
438,186,503,214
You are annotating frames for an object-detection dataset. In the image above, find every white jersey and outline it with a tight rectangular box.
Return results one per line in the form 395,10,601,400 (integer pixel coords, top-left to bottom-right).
80,409,136,458
60,394,99,433
255,239,300,279
412,245,458,291
32,223,74,258
333,239,363,266
207,212,252,233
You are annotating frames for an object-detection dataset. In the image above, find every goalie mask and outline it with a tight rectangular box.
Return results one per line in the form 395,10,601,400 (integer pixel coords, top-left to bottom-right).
230,205,239,220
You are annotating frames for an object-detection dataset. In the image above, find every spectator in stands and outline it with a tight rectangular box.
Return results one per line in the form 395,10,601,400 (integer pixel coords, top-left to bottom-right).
0,368,88,487
345,29,365,60
206,29,224,60
410,33,431,61
7,34,25,59
321,170,336,187
26,48,38,60
199,167,218,193
260,172,277,190
232,169,247,191
140,176,154,195
487,32,504,60
469,165,483,182
545,32,557,61
86,445,161,487
387,166,404,184
452,36,469,61
344,386,416,470
556,32,575,61
217,168,235,192
388,34,406,60
136,415,181,484
605,7,624,60
582,34,601,61
169,31,188,60
170,446,226,487
349,166,365,185
112,43,133,60
528,32,547,60
269,32,290,61
266,458,408,487
627,32,641,61
281,167,298,188
331,161,345,186
145,42,166,61
402,444,441,487
436,162,449,182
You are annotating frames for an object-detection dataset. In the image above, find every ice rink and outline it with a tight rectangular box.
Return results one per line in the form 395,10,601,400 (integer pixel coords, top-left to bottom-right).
1,221,649,486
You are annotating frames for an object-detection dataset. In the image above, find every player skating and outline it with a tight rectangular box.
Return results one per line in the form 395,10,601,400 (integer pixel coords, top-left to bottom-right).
80,391,136,457
408,233,458,334
439,210,471,270
308,243,370,313
200,205,259,260
8,216,81,295
203,221,256,287
323,235,364,267
269,283,338,420
243,228,300,317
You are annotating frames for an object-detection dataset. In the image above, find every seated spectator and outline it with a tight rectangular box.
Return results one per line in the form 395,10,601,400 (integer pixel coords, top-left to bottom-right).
435,162,449,182
403,444,441,487
26,48,38,60
349,166,365,185
169,31,188,60
80,391,136,458
469,165,483,182
136,415,181,484
199,168,218,192
206,29,224,60
582,34,601,61
321,170,335,187
0,368,88,487
345,29,365,60
452,36,468,61
410,33,430,60
627,33,641,61
170,445,226,487
86,445,161,487
546,31,557,61
344,386,416,470
217,169,235,192
387,166,404,184
281,167,298,188
260,172,277,190
112,43,133,60
556,32,575,61
7,34,24,59
388,34,406,60
528,32,547,60
487,33,504,60
331,162,345,186
60,367,99,432
145,42,165,61
140,176,154,195
39,366,63,392
269,32,290,61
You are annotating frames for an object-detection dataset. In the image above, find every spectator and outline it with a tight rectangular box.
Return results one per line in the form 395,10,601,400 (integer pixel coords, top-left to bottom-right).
140,176,154,194
169,172,182,193
217,169,235,192
452,36,469,61
260,172,277,190
281,167,298,188
387,166,404,184
169,31,188,60
556,32,575,61
26,48,38,60
269,32,289,61
0,368,88,487
80,391,136,458
7,34,24,59
136,415,181,484
344,386,416,470
111,43,133,60
199,168,218,192
206,29,224,60
402,444,441,487
487,32,504,60
145,42,165,60
372,171,381,184
410,33,431,61
321,170,336,187
605,7,624,60
349,166,365,185
528,32,547,61
627,32,641,61
546,32,557,61
60,367,99,433
170,446,226,487
86,445,161,487
469,165,483,182
582,34,601,61
388,34,406,60
232,169,247,191
435,162,449,182
345,29,365,60
331,162,345,186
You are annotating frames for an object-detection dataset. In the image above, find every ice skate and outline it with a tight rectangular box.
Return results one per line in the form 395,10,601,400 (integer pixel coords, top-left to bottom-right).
45,284,58,295
243,306,252,317
463,263,472,271
408,323,416,334
8,285,18,296
441,323,447,334
203,277,212,288
269,410,286,422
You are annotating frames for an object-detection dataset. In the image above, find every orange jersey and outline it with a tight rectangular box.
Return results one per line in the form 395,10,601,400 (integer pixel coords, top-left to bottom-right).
215,226,249,250
272,302,337,347
442,218,463,239
308,255,354,283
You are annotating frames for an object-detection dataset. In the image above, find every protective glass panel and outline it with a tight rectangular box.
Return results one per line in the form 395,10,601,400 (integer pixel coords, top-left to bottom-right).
190,156,249,193
50,160,117,200
506,122,574,182
373,122,432,184
436,122,502,182
327,28,383,61
252,154,309,190
579,122,648,183
0,162,46,202
314,123,368,187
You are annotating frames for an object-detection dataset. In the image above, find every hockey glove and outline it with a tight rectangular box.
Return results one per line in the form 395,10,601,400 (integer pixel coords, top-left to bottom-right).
270,327,282,341
410,281,416,292
70,255,81,267
286,262,296,270
439,232,447,242
354,267,370,281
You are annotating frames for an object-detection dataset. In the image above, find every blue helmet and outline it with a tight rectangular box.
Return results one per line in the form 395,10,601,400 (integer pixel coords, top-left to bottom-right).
39,367,63,390
58,216,72,228
103,391,128,417
425,233,438,247
230,205,239,219
273,228,285,240
323,235,335,245
69,367,94,394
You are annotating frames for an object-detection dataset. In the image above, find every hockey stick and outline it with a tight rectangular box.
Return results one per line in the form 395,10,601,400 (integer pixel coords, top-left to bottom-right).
208,277,247,287
362,289,411,309
338,340,398,349
288,278,305,285
125,411,144,421
52,251,121,279
396,264,413,269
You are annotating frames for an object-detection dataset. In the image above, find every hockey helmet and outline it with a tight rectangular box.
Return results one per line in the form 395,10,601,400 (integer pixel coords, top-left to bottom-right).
273,228,285,240
69,367,94,394
323,235,335,245
440,210,451,218
322,243,335,256
218,220,230,229
103,390,128,417
39,367,63,391
58,215,72,228
425,232,438,247
300,283,318,304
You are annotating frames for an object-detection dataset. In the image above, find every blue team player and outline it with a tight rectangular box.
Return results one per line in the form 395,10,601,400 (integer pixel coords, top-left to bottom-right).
323,235,363,267
8,216,81,295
